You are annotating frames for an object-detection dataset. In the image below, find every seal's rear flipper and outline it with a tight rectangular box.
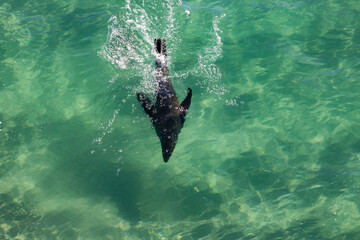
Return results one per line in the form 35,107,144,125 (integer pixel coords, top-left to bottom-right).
154,39,166,56
180,88,192,122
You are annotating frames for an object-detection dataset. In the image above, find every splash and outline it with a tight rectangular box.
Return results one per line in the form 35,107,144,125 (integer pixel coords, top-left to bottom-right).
195,14,228,98
99,0,182,71
99,7,152,70
96,0,185,150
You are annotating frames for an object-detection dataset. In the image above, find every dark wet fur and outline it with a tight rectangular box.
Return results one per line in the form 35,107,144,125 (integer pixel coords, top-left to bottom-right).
137,39,192,162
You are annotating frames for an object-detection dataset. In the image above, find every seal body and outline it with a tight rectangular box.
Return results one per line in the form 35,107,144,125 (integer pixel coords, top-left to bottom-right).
137,39,192,162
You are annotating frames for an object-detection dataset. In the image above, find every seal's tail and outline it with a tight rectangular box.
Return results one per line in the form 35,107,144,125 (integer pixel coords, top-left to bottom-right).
154,39,166,56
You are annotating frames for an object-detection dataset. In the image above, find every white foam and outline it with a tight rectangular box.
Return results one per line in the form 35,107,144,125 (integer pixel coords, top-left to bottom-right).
195,14,227,98
96,0,184,145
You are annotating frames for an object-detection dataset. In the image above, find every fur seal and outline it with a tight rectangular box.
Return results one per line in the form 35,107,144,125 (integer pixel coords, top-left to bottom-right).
137,39,192,162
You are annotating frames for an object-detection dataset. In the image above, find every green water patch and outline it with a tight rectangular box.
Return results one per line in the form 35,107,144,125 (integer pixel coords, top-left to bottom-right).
2,0,360,239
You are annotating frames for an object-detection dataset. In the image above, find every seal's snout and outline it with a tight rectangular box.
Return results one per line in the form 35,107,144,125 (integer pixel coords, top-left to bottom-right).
156,39,162,53
154,39,167,68
154,38,166,56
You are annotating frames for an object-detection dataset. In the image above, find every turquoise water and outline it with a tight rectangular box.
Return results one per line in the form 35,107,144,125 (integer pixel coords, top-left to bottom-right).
1,0,360,239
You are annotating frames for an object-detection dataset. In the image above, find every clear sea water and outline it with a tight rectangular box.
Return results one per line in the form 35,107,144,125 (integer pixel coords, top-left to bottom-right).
1,0,360,239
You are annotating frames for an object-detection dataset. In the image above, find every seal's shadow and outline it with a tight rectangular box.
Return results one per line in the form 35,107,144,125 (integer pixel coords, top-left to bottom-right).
43,117,142,223
43,116,223,224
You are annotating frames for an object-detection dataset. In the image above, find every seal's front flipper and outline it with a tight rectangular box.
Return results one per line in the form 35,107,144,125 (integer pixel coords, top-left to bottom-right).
137,92,154,118
180,88,192,121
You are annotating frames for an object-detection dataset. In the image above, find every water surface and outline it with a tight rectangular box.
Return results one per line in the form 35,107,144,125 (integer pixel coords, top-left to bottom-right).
1,0,360,239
